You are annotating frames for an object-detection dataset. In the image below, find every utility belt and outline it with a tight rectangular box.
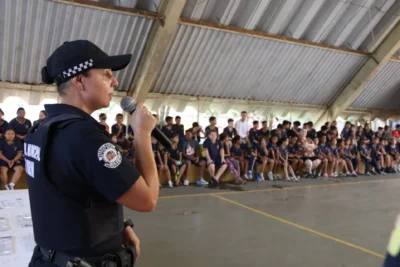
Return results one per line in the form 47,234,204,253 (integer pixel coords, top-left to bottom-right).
40,246,136,267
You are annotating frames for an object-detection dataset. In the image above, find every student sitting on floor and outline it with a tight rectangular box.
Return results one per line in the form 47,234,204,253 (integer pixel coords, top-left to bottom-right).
161,116,175,139
324,138,338,177
245,137,259,180
248,120,260,144
152,137,172,187
203,130,227,185
0,108,9,139
231,135,249,179
341,138,357,177
223,119,237,139
268,135,280,180
205,116,219,138
359,138,374,176
257,121,270,142
313,137,323,177
318,135,331,177
182,129,208,186
0,128,24,190
257,137,274,181
288,135,303,176
167,133,186,187
387,138,400,173
369,137,385,175
300,135,321,178
111,113,127,144
220,133,245,185
379,138,388,173
279,137,298,182
337,139,351,176
9,107,32,143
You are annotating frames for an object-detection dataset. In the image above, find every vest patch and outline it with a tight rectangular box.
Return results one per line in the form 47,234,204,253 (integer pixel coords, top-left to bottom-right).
97,143,122,169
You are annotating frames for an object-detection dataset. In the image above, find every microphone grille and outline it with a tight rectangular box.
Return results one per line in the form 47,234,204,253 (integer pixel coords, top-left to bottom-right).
120,96,136,113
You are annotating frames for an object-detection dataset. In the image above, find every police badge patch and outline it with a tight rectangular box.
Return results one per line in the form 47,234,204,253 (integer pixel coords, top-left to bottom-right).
98,143,122,168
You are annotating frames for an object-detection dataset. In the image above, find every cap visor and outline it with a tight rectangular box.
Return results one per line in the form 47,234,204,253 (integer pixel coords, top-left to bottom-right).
96,54,132,71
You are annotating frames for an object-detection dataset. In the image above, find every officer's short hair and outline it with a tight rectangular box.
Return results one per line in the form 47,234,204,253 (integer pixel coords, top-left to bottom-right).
253,120,259,125
209,116,216,122
17,107,25,112
116,113,123,118
228,119,233,123
175,116,181,120
56,72,90,96
165,116,173,122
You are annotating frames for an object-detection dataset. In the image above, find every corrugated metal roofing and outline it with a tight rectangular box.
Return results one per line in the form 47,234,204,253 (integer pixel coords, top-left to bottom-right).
151,24,367,106
0,0,154,91
181,0,400,52
90,0,162,12
351,61,400,109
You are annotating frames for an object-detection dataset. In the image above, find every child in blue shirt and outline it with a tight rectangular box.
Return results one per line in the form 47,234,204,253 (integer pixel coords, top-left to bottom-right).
231,135,248,179
279,137,298,182
9,107,32,143
0,128,24,190
268,135,280,179
245,136,258,180
257,137,274,181
203,130,227,185
167,133,186,187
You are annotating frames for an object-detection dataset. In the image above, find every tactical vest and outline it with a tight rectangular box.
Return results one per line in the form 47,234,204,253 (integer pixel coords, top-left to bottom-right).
25,114,123,251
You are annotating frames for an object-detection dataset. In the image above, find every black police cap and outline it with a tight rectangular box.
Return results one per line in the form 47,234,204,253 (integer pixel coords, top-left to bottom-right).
41,40,132,85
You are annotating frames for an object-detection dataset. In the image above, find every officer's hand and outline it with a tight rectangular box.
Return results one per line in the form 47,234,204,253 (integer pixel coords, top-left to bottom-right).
129,102,156,136
123,227,140,261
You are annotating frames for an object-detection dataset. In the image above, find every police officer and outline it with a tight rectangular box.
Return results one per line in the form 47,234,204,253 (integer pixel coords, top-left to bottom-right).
25,40,158,267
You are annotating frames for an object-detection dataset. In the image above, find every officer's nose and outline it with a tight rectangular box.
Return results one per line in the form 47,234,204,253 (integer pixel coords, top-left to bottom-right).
111,74,118,88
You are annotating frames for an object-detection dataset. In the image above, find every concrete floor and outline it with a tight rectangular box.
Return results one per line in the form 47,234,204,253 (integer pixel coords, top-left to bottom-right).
125,175,400,267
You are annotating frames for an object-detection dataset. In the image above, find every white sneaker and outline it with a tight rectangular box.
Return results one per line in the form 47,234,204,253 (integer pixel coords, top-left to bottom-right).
196,178,209,185
5,184,13,190
168,181,173,188
346,172,351,176
276,174,281,180
244,174,249,179
293,177,300,182
285,177,292,182
268,172,274,180
260,173,265,181
183,179,189,186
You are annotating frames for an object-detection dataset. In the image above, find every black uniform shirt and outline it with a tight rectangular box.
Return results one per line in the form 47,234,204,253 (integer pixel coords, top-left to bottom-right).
45,104,140,254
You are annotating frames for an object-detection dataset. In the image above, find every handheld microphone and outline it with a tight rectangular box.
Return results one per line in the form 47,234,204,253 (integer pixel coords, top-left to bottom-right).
120,96,172,148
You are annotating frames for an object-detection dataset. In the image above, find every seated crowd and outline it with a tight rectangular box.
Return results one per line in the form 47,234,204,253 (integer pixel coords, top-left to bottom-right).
102,111,400,188
0,108,400,190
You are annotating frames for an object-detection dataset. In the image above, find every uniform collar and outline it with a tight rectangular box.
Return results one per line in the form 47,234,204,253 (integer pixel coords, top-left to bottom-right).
44,104,98,125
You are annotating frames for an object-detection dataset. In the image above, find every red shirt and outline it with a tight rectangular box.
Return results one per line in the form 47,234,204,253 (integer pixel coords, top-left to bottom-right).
392,130,400,137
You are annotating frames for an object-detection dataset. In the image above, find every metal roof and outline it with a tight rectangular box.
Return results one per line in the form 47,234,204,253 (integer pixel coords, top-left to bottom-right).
151,24,367,106
90,0,162,12
0,0,154,91
181,0,400,52
350,61,400,109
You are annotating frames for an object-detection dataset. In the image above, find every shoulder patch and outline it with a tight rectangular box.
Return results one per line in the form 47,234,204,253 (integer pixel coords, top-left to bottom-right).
98,143,122,169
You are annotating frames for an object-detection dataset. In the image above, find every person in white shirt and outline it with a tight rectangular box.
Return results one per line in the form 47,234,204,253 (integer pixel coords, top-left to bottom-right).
235,111,249,139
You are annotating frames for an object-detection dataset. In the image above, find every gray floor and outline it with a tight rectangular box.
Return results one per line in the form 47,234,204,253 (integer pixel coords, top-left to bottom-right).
124,174,400,267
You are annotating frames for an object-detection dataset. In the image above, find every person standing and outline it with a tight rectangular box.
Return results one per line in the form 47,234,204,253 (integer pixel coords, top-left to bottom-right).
0,108,9,139
235,111,249,140
26,40,158,267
